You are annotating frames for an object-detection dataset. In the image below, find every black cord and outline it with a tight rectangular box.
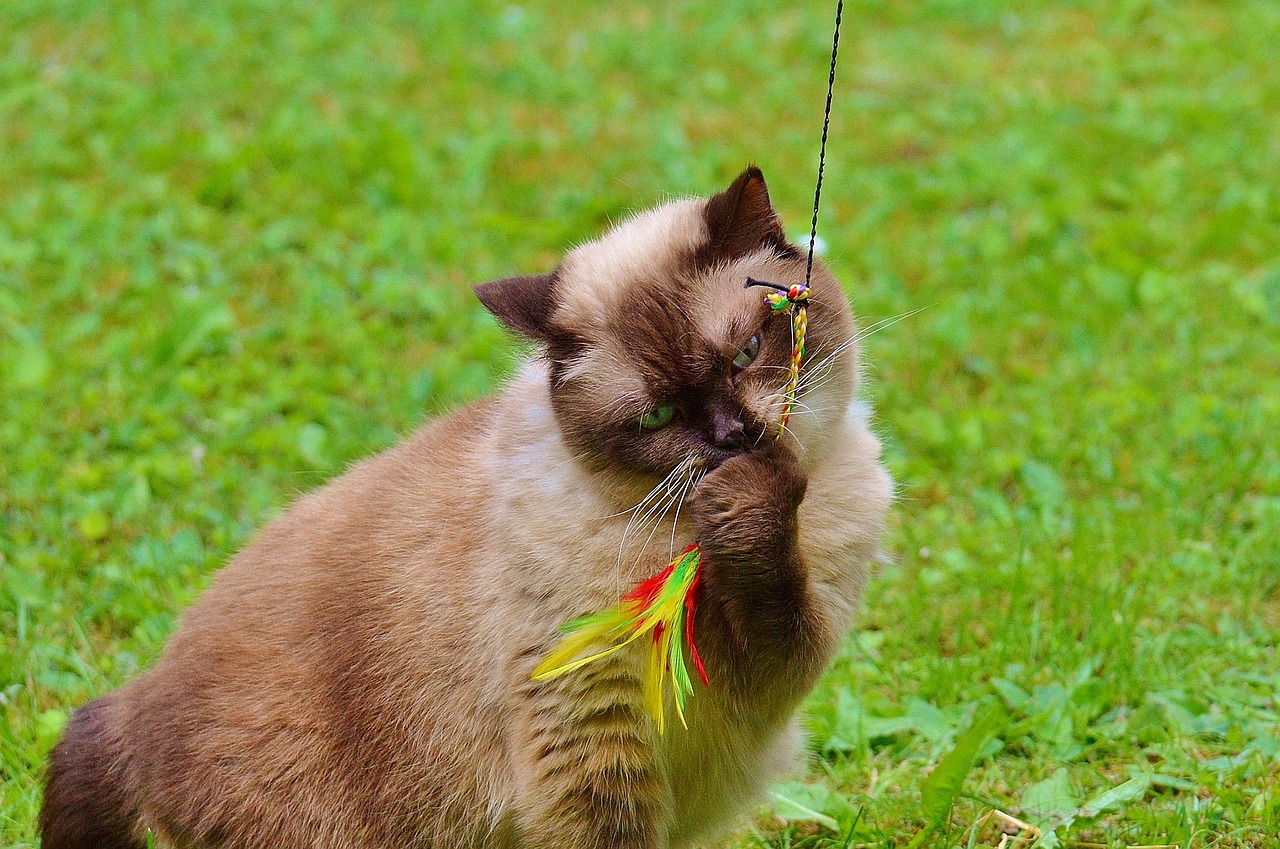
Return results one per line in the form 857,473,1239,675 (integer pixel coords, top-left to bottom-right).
744,277,790,293
805,0,844,289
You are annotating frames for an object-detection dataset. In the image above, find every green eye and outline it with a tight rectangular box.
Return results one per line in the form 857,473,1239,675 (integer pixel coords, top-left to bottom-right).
732,334,760,371
639,405,675,430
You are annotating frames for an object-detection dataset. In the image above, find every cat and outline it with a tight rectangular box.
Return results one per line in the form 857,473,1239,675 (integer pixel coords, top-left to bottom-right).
40,166,892,849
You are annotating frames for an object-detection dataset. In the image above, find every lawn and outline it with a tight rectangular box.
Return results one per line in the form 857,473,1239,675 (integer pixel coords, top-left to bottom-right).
3,0,1279,846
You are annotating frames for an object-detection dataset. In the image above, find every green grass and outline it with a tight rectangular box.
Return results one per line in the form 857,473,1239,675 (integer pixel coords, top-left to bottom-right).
3,0,1279,846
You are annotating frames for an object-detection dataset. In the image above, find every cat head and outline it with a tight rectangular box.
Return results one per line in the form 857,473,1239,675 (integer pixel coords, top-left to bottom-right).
476,167,859,477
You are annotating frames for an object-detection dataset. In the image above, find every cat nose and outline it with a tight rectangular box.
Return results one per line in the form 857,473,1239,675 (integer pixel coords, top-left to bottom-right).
712,412,745,449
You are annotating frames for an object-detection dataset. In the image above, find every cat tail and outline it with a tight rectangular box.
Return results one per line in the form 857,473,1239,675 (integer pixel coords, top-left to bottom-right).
40,696,144,849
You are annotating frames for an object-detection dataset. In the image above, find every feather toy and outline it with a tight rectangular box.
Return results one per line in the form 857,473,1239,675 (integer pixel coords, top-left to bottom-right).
532,281,809,732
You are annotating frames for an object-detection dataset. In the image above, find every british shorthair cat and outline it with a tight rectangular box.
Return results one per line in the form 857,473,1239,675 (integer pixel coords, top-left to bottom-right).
41,167,892,849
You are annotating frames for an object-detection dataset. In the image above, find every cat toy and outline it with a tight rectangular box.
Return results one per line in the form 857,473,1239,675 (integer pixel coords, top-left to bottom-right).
531,282,809,732
532,1,844,733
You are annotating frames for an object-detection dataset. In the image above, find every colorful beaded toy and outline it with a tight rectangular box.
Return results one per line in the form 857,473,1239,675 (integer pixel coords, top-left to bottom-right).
531,280,810,732
531,0,843,730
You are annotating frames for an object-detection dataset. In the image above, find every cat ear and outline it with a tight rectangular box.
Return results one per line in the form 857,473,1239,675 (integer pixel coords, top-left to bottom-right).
475,273,559,340
702,166,792,262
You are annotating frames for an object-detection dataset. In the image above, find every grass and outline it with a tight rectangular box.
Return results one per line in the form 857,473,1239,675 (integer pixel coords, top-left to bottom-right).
2,0,1279,846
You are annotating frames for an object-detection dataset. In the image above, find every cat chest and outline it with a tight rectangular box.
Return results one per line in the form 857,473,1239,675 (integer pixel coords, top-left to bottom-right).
660,705,804,847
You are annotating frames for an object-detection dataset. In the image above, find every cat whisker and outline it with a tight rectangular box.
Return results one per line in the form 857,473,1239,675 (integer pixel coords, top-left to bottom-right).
616,490,682,585
782,398,834,417
757,391,798,445
792,357,847,397
757,313,905,430
793,369,841,399
667,467,704,558
597,460,686,521
759,392,808,451
598,489,668,521
796,308,926,393
616,458,695,569
632,459,694,524
612,458,692,567
765,397,788,419
629,462,698,570
802,311,914,375
793,343,854,393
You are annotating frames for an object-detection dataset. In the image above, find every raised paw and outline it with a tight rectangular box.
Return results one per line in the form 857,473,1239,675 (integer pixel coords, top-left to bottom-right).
691,442,807,558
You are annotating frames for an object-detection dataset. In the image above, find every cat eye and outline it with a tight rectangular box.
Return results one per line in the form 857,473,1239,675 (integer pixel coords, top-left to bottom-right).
731,335,760,371
638,405,676,430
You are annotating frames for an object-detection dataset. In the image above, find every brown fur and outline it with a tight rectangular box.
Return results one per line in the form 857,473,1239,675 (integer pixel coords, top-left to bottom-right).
41,697,141,849
41,167,892,849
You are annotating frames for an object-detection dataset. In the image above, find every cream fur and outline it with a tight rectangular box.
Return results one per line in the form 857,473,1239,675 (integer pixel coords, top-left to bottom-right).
556,199,708,333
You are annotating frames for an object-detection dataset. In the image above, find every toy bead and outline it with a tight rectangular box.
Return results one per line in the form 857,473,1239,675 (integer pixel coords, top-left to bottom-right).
533,278,809,731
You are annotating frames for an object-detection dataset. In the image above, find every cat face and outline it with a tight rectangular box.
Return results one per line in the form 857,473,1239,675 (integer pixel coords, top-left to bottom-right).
477,167,858,477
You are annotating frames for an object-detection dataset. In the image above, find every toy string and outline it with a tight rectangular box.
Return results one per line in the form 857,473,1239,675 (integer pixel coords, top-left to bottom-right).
531,1,844,732
806,0,843,291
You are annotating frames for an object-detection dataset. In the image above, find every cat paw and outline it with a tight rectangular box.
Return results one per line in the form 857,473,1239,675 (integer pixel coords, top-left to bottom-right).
691,442,807,554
